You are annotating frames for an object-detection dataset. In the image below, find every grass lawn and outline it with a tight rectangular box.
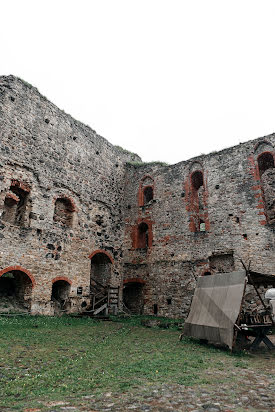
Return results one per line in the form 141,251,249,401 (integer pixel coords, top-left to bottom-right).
0,315,273,410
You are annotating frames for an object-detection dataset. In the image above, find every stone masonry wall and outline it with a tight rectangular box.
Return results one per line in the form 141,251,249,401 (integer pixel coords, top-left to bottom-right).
123,138,275,318
0,76,140,315
0,75,274,318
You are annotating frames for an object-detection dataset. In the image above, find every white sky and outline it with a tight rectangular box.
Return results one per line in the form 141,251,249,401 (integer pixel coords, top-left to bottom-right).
1,0,275,164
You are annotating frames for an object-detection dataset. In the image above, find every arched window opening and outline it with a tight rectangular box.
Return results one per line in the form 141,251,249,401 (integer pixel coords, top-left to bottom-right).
90,252,112,288
258,152,274,177
2,182,30,226
0,270,32,313
138,176,154,207
53,197,74,227
257,152,275,224
123,282,144,314
143,186,153,205
137,222,149,249
51,280,71,314
191,171,204,191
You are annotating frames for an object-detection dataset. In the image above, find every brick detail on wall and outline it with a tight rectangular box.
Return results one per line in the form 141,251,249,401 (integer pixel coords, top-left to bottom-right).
131,218,153,249
138,176,155,206
88,249,114,264
247,153,275,226
52,276,72,285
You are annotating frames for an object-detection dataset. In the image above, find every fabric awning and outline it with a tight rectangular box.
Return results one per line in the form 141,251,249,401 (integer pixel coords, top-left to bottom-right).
183,271,246,349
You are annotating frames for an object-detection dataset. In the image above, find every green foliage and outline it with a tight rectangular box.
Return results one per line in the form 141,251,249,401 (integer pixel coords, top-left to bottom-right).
0,315,270,409
114,145,139,158
18,78,34,89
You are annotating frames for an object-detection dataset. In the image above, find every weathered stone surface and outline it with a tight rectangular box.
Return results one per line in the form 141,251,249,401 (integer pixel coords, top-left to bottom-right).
0,75,274,317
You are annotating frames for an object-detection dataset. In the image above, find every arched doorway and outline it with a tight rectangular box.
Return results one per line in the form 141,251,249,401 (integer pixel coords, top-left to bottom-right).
90,251,113,288
123,280,145,314
0,269,33,313
51,279,71,315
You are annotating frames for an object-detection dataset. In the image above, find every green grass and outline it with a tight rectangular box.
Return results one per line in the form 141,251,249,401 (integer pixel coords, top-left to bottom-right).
0,315,272,409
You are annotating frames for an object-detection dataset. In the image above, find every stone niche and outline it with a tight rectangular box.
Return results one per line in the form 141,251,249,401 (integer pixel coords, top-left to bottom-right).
209,253,235,275
123,282,144,314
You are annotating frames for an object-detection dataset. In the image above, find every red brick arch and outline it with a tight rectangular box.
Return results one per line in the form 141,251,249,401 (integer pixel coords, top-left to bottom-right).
0,265,36,287
52,276,72,285
53,194,77,212
88,249,114,264
138,175,155,206
123,278,146,284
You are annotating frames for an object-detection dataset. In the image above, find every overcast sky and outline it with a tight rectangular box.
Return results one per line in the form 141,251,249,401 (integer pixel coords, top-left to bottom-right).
1,1,275,164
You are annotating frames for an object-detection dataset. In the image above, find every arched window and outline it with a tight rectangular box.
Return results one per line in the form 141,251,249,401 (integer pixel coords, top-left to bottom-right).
53,197,74,227
143,186,153,205
257,152,275,224
137,222,149,249
138,176,154,207
189,170,207,232
258,152,274,177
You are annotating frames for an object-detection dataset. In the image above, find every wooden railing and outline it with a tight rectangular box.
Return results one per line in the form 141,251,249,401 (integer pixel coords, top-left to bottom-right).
87,277,119,316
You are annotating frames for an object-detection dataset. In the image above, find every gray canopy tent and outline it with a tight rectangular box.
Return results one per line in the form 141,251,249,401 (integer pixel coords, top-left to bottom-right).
183,270,275,350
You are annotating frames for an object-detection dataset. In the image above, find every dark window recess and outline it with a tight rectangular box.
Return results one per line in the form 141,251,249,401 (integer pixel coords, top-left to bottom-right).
258,152,275,177
77,287,83,295
143,186,153,204
137,222,149,249
2,183,30,226
153,304,158,315
204,271,211,276
167,298,172,305
191,171,203,191
53,198,74,227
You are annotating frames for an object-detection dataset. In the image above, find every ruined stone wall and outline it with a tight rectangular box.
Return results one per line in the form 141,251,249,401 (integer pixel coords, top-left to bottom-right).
0,75,274,319
123,137,275,318
0,76,140,315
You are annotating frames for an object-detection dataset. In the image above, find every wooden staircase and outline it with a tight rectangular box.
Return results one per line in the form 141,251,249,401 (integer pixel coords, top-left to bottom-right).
83,277,119,317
